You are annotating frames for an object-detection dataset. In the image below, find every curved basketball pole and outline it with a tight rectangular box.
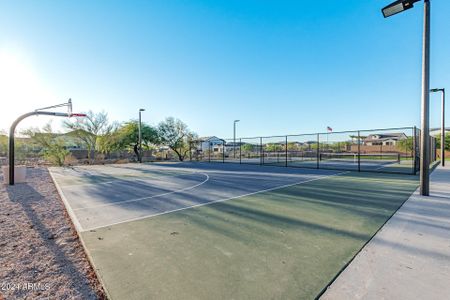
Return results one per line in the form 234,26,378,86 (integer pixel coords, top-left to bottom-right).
8,100,86,185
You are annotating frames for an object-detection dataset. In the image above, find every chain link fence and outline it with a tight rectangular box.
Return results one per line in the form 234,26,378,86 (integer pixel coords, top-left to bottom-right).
189,126,439,175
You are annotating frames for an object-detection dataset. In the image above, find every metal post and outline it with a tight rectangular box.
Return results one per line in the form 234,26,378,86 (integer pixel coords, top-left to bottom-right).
317,134,320,169
413,126,417,174
420,0,431,196
285,136,288,167
358,131,361,172
260,137,263,165
234,123,236,158
380,143,383,160
442,90,446,166
9,127,15,185
138,110,143,163
239,138,242,164
209,142,211,162
233,120,239,159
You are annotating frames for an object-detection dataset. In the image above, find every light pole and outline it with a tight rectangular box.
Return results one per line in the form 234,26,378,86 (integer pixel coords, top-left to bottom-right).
233,120,240,158
382,0,431,196
139,108,145,163
431,88,445,166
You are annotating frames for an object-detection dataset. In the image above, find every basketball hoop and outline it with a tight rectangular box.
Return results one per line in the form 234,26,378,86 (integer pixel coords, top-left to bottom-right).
69,113,87,118
8,98,86,185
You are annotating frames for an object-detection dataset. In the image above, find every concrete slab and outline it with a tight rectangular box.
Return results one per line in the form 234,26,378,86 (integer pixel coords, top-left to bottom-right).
321,165,450,300
79,170,418,299
49,163,340,231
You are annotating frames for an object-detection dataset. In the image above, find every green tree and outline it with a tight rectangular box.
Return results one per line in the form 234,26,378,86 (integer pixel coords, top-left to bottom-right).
287,142,299,151
435,133,450,151
0,132,7,156
241,143,255,152
63,111,113,162
105,121,158,161
24,124,69,166
397,137,414,153
265,143,283,152
157,117,197,161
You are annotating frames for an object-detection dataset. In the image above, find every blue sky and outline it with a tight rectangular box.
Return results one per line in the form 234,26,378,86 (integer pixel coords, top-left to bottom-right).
0,0,449,139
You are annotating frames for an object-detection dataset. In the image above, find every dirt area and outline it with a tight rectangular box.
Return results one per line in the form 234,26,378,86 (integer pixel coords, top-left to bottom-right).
0,167,105,299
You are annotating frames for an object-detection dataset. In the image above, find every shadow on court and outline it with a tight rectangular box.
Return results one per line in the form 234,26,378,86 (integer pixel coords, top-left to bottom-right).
50,163,339,231
72,165,419,300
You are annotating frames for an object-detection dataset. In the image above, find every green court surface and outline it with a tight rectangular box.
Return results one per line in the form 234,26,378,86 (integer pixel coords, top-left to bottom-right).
79,170,418,299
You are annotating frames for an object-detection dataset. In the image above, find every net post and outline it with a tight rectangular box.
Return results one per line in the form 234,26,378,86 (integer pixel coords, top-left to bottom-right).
358,131,361,172
316,133,320,169
285,136,288,167
209,142,211,163
239,138,242,164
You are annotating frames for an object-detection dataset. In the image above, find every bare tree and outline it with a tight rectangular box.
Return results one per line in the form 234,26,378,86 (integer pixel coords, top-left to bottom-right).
63,111,113,162
157,117,197,161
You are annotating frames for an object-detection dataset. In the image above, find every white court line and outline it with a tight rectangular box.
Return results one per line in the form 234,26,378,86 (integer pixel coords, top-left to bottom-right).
373,161,404,171
61,171,198,188
73,173,210,211
81,170,349,232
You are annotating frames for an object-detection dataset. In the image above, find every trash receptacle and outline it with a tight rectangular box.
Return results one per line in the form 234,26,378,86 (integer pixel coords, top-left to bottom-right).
2,166,27,184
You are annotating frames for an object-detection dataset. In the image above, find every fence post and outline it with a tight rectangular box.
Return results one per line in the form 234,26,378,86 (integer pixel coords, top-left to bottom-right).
429,137,432,164
285,136,288,167
240,138,242,164
316,133,320,169
358,131,361,172
380,143,383,160
433,137,437,162
260,137,263,165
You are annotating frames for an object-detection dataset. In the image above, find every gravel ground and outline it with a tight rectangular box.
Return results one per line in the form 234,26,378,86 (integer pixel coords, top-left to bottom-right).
0,167,105,300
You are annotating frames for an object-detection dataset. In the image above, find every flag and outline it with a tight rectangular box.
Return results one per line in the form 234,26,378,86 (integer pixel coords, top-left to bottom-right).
327,126,333,132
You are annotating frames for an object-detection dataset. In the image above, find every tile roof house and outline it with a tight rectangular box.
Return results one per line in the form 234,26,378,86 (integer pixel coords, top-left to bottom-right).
363,133,407,146
195,136,225,153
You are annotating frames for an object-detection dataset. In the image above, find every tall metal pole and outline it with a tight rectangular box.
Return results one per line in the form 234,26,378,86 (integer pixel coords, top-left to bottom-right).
420,0,431,196
138,108,146,163
233,120,240,158
441,89,446,166
138,110,142,163
233,122,236,158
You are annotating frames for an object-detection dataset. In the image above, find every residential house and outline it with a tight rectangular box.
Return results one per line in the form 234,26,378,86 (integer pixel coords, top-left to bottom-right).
363,133,407,146
197,136,225,153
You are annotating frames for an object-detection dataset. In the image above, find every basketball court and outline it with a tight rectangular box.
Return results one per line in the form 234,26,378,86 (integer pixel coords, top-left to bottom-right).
49,162,419,299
